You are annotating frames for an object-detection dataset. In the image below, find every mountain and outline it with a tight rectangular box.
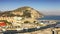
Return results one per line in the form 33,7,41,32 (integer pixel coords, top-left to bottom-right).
0,6,43,18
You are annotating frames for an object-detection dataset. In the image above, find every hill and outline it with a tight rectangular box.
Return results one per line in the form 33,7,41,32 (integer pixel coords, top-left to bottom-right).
0,6,43,18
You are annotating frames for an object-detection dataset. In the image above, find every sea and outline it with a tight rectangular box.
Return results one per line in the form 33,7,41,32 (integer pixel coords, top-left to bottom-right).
38,16,60,28
38,16,60,20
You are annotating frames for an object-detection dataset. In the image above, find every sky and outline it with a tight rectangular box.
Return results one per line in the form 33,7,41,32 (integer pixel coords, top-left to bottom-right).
0,0,60,15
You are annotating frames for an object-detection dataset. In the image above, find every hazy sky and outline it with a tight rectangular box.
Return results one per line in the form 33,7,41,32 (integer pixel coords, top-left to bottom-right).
0,0,60,15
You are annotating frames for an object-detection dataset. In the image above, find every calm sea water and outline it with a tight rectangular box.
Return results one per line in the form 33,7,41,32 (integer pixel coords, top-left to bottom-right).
39,16,60,20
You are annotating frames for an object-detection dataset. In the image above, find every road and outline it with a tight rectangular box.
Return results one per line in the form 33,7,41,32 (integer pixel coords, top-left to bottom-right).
0,22,60,34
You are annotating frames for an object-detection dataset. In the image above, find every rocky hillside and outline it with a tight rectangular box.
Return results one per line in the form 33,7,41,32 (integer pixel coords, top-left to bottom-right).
0,6,43,18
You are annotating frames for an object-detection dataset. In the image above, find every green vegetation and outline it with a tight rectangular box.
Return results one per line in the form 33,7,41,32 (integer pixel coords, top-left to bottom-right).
24,21,30,23
23,10,31,18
